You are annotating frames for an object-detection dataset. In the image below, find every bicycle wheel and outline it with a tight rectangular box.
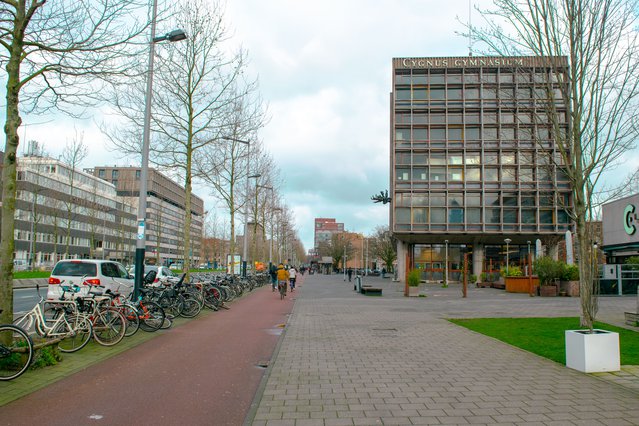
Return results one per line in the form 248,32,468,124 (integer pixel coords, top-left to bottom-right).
160,317,173,329
0,324,34,381
12,314,38,337
179,294,202,318
138,301,165,332
57,315,93,353
120,303,140,337
92,308,126,346
158,295,183,319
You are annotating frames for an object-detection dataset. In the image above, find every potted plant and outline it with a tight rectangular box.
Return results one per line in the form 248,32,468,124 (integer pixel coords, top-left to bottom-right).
533,256,563,296
469,274,477,287
407,269,421,297
559,264,580,297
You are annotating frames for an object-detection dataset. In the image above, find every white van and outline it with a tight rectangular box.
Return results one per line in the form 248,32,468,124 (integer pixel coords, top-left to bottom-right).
47,259,133,300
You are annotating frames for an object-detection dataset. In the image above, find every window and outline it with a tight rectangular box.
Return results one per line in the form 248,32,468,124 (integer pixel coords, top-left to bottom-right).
413,88,428,100
485,193,500,206
467,208,481,223
448,167,463,181
502,193,518,206
449,208,464,223
448,193,463,206
466,153,480,165
98,169,106,178
485,168,499,181
395,129,410,141
396,168,410,181
412,168,428,181
430,167,445,181
503,209,518,223
430,194,445,206
448,154,463,165
412,208,428,223
448,88,462,100
430,208,446,223
522,209,536,224
430,89,445,100
467,193,481,206
502,167,517,181
501,153,516,165
485,208,501,224
135,170,141,180
466,168,481,181
414,128,428,140
465,127,480,140
396,89,411,101
430,128,446,140
540,210,554,224
111,170,119,179
396,208,410,223
448,127,463,141
413,154,427,165
431,153,446,165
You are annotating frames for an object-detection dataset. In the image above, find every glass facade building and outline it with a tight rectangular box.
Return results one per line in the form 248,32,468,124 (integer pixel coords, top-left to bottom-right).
390,56,573,280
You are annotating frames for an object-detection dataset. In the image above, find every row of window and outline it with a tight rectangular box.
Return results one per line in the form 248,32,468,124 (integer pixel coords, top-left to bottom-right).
394,192,571,208
14,230,91,246
395,126,566,142
395,110,567,125
395,166,569,183
394,71,563,85
394,86,564,102
395,151,562,166
395,207,570,225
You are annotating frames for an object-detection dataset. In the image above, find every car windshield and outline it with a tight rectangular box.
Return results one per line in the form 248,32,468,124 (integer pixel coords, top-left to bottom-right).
52,262,97,277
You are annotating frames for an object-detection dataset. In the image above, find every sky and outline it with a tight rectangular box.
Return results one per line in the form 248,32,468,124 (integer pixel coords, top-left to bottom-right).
17,0,487,252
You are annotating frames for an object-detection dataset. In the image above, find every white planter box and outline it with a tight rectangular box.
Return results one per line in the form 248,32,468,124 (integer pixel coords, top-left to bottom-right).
565,329,620,373
408,286,420,297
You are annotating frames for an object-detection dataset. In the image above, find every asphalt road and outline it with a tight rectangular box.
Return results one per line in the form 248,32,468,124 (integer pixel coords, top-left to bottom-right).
1,281,297,425
12,288,41,314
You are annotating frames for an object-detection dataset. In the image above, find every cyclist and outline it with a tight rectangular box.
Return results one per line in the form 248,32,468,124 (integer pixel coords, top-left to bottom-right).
276,263,289,298
289,266,297,292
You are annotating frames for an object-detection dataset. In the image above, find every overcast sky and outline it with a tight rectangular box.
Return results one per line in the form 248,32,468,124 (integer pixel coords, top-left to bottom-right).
18,0,486,252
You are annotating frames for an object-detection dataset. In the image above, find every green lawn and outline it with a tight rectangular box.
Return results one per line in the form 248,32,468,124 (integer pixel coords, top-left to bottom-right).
13,270,51,279
449,317,639,365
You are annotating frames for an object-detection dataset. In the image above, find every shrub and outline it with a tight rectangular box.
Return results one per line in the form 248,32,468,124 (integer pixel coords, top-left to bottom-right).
533,256,564,285
407,269,421,287
500,264,523,277
30,345,63,370
469,274,477,284
561,264,579,281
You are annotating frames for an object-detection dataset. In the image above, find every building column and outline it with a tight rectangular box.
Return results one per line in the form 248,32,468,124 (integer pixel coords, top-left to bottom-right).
472,243,484,279
549,242,559,261
396,240,409,284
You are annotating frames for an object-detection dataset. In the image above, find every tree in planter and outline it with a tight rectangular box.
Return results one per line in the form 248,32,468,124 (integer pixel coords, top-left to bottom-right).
407,269,421,287
533,256,564,286
468,0,639,330
501,264,523,278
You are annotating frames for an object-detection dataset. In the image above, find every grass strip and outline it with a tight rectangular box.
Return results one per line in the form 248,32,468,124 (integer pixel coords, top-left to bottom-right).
448,317,639,365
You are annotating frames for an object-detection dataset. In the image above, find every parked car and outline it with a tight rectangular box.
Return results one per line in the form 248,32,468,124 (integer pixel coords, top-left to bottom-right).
47,259,133,300
169,263,183,271
128,265,176,285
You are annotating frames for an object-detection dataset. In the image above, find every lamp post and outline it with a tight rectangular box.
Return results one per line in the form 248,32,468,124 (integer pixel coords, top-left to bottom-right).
444,239,448,285
221,136,251,276
133,0,186,300
504,238,512,276
256,185,273,266
527,240,531,275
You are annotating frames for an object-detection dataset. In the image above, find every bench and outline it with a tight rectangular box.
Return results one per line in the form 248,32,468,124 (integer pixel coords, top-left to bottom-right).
361,287,382,296
624,312,639,327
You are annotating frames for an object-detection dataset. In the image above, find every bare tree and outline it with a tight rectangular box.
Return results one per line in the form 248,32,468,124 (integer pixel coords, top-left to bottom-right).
370,226,397,273
470,0,639,330
60,134,88,258
106,0,263,275
0,0,150,324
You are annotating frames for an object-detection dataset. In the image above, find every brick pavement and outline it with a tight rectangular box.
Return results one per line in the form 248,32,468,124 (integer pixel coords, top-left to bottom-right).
248,274,639,426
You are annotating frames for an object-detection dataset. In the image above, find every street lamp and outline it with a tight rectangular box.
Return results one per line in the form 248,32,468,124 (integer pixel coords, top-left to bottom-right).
133,0,187,300
444,240,448,285
221,136,252,276
504,238,512,276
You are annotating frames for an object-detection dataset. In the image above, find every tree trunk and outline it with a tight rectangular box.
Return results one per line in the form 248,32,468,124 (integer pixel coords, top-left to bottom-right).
183,141,193,278
0,23,25,325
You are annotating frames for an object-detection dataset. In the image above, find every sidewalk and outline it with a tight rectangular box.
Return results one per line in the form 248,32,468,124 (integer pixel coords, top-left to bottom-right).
249,274,639,426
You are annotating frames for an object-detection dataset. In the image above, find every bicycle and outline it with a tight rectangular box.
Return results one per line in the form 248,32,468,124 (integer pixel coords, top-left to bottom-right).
73,284,127,347
278,280,287,300
0,310,34,381
13,286,93,353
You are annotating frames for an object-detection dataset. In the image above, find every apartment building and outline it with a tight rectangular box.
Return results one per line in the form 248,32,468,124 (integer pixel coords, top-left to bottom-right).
391,56,573,281
89,166,204,266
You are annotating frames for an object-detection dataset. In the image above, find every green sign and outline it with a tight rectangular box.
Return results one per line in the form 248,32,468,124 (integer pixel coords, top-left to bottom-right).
624,204,637,235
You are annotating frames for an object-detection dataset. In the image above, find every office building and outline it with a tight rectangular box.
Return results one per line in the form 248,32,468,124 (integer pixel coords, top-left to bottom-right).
89,166,204,266
391,56,573,281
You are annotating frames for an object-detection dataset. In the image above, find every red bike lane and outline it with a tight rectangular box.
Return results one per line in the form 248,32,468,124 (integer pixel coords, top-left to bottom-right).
0,282,297,425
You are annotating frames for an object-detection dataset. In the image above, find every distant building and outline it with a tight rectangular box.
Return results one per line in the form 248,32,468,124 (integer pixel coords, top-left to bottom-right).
314,218,344,249
88,166,204,266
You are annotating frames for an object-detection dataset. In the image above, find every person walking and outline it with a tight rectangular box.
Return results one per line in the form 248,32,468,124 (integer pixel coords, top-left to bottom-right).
269,263,277,292
276,263,289,298
289,266,297,292
347,268,353,282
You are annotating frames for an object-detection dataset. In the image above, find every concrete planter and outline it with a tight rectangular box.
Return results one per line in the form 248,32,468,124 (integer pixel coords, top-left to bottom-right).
408,286,420,297
565,329,620,373
559,280,580,297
